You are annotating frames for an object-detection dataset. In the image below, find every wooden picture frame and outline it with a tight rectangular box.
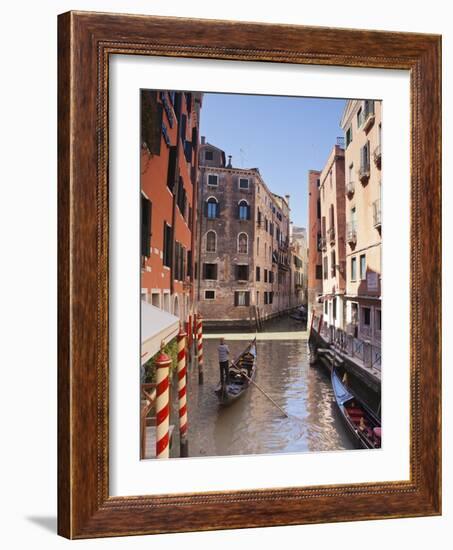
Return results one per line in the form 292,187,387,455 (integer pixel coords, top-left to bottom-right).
58,11,441,539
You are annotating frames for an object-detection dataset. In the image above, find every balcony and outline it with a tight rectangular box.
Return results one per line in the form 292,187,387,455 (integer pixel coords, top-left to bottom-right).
328,226,336,245
320,236,327,251
359,162,370,184
373,199,381,229
373,144,382,169
359,101,375,132
346,222,357,246
346,180,355,197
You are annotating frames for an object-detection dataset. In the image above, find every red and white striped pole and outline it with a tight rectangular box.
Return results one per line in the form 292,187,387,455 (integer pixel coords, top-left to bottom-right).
155,343,171,459
177,326,189,457
196,314,204,384
186,314,192,368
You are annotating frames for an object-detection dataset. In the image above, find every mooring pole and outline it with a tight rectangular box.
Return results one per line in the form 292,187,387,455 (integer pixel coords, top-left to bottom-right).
177,326,189,457
155,342,171,459
197,314,204,384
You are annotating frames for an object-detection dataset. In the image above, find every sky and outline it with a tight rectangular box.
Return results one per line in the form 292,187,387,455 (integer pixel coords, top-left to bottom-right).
199,93,346,228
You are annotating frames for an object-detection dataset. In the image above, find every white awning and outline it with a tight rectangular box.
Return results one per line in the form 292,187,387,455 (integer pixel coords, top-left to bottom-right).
141,301,179,365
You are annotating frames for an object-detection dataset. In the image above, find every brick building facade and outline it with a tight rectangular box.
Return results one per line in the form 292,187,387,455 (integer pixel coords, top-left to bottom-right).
196,139,292,327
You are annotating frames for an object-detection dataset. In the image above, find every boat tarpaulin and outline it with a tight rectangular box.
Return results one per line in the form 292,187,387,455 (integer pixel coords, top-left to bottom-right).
141,301,179,365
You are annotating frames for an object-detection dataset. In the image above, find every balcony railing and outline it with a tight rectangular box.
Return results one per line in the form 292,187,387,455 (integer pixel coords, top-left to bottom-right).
359,162,371,183
373,144,382,169
312,322,381,371
328,226,336,245
373,199,381,228
346,222,357,245
346,180,355,196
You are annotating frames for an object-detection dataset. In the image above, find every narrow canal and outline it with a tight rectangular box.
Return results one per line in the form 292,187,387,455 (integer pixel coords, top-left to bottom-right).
170,316,355,458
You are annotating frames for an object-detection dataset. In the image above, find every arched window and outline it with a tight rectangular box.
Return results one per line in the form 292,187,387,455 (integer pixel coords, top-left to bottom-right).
238,200,249,220
206,230,217,252
206,197,218,219
238,232,248,254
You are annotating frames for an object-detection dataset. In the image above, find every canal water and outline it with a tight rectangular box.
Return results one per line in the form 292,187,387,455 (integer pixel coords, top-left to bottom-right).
170,316,355,458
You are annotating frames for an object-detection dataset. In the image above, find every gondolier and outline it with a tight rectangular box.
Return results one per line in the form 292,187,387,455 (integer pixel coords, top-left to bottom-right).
218,338,230,388
215,338,257,405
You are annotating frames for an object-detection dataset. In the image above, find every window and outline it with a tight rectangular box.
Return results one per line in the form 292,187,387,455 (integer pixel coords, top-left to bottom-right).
323,256,328,280
269,271,274,284
238,232,248,254
316,265,322,280
324,300,328,314
239,178,249,189
331,250,336,276
360,141,370,172
264,269,268,283
207,173,218,186
236,264,249,281
205,150,213,161
203,263,217,280
174,242,186,281
317,199,321,219
360,254,366,280
163,223,172,267
234,291,250,307
206,230,216,252
238,200,250,220
362,307,371,326
269,292,274,304
206,197,219,219
167,146,177,192
351,256,357,281
205,290,215,300
256,291,259,305
257,237,260,255
141,195,152,257
177,177,186,217
346,126,353,147
264,292,268,305
333,297,337,320
317,232,322,251
256,266,261,282
357,106,362,127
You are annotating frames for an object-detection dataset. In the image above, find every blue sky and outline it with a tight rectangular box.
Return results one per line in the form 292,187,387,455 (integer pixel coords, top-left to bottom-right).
199,93,346,227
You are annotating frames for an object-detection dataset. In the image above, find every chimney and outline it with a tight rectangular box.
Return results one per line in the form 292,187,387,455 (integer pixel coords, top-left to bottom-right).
227,155,232,168
201,136,206,145
285,194,290,206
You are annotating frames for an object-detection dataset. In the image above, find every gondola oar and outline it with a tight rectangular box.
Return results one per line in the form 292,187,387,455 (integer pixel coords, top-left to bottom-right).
229,364,289,418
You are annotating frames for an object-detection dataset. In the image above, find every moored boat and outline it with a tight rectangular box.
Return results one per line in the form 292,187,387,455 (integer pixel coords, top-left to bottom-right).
331,367,381,449
215,339,257,405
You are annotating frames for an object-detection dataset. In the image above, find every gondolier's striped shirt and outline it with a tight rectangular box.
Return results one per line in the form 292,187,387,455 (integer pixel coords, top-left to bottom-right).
218,344,230,363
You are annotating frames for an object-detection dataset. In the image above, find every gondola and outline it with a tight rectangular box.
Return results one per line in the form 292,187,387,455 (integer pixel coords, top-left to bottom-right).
215,339,257,405
331,367,381,449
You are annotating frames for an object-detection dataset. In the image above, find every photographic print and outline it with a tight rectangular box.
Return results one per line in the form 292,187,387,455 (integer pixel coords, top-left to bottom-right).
140,90,382,460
